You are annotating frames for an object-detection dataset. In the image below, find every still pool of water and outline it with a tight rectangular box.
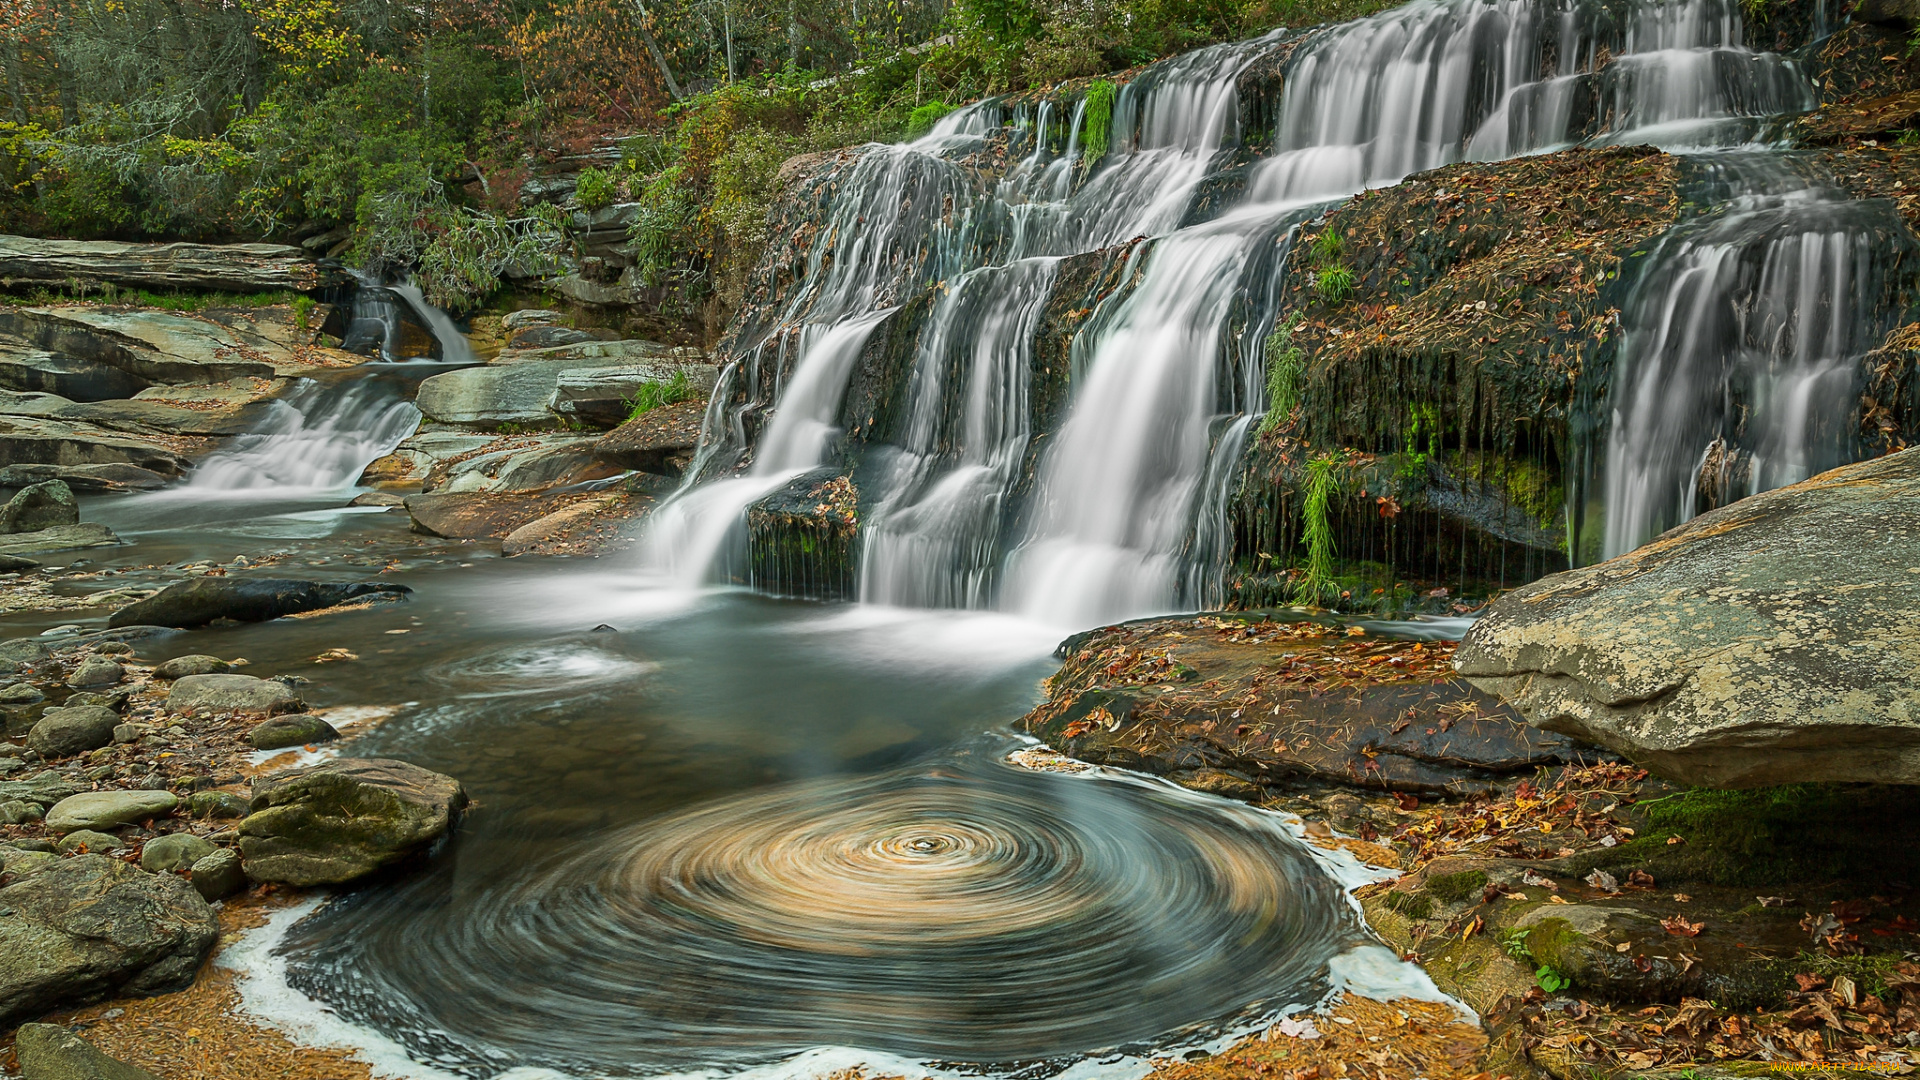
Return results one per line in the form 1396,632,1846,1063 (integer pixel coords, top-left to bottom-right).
3,490,1416,1080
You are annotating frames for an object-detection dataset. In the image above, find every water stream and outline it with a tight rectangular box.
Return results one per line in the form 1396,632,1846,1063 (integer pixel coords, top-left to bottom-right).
27,0,1905,1073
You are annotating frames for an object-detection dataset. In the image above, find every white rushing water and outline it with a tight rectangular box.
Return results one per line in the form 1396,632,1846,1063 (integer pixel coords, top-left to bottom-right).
643,0,1830,622
176,378,421,494
1601,156,1903,556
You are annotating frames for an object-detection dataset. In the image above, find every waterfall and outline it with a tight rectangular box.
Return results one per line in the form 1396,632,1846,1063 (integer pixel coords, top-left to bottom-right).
647,0,1830,621
178,378,422,493
1600,156,1911,557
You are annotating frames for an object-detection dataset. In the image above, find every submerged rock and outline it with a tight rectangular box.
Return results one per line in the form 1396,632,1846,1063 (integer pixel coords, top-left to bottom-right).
1456,447,1920,787
0,479,77,534
0,854,218,1026
108,576,411,629
14,1022,164,1080
240,758,468,886
167,674,302,716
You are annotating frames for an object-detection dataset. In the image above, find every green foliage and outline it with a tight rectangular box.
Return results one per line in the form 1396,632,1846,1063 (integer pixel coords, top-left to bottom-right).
627,368,699,418
1082,80,1117,165
1740,0,1769,26
1399,404,1442,482
292,295,317,331
575,168,617,211
1315,265,1355,302
1310,228,1345,263
1534,965,1571,993
907,102,956,138
1501,928,1533,960
356,175,569,310
1260,313,1305,434
1292,452,1341,607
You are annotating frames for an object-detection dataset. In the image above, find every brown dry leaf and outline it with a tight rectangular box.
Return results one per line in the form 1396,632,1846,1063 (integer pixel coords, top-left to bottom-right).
1661,915,1704,937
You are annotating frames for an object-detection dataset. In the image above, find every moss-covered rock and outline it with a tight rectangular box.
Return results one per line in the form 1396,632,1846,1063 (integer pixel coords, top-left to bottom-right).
239,758,467,886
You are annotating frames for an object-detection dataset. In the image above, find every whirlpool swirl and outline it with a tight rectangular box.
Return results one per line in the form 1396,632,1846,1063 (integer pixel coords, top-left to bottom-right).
280,751,1362,1076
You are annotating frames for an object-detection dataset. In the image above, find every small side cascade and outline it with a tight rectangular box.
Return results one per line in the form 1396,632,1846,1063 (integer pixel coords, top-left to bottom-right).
176,378,422,493
1599,156,1915,558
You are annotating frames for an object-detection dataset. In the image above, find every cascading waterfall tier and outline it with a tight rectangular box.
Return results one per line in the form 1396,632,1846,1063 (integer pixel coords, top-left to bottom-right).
645,0,1823,621
277,751,1360,1076
1600,154,1916,557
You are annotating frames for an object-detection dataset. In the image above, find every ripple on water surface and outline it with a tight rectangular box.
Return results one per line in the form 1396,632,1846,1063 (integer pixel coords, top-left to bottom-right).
275,749,1363,1077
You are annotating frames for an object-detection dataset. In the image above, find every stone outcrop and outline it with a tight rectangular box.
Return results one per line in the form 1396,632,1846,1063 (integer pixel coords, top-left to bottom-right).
1021,612,1583,795
0,235,347,293
108,576,411,628
0,415,193,476
0,854,218,1026
592,397,708,474
239,758,467,885
1455,447,1920,787
414,338,709,428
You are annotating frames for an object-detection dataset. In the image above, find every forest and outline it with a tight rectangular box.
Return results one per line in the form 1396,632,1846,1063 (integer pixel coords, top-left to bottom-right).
0,0,1393,313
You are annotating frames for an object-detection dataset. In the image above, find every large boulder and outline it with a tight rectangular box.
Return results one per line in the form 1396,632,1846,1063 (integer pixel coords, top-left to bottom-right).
239,758,467,885
0,854,218,1026
0,479,78,533
108,576,411,628
14,1023,164,1080
548,363,719,427
166,674,301,716
1455,448,1920,787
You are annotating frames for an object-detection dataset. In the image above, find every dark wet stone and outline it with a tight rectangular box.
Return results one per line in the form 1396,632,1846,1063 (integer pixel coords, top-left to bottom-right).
0,479,77,534
108,577,412,629
240,758,467,886
0,854,217,1026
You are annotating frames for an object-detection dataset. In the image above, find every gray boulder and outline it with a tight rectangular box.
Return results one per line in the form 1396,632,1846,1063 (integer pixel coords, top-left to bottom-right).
109,576,410,629
0,854,218,1026
14,1022,164,1080
55,830,125,854
153,654,230,679
186,790,249,819
188,848,245,901
1456,447,1920,788
0,479,78,534
27,705,120,758
65,656,123,688
247,713,339,750
45,790,178,834
167,674,301,716
138,833,215,873
240,758,467,886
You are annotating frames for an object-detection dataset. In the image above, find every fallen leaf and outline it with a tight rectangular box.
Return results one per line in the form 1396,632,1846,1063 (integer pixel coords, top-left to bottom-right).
1662,916,1704,937
1584,869,1620,893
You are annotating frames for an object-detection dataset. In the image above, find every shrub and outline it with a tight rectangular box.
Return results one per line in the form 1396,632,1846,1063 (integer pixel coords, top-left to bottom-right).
1260,312,1305,434
575,167,616,211
1082,79,1116,165
907,101,955,138
627,368,698,418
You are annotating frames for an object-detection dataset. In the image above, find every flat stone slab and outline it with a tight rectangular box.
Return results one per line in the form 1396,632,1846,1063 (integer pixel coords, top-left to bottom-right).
0,522,119,556
0,235,347,293
1456,446,1920,787
45,790,179,834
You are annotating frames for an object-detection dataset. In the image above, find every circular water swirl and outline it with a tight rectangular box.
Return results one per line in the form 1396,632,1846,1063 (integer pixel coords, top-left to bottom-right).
281,754,1361,1076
